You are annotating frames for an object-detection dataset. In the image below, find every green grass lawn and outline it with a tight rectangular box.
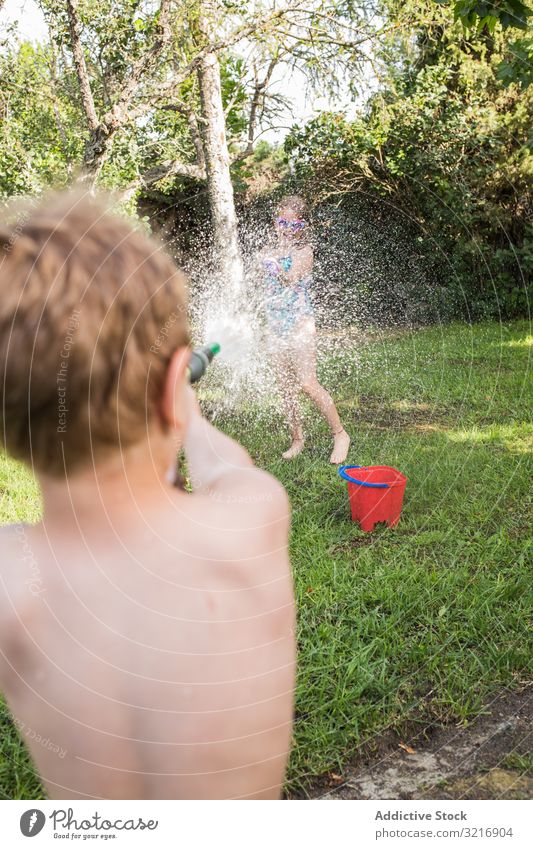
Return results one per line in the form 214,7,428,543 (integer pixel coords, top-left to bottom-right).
1,319,531,799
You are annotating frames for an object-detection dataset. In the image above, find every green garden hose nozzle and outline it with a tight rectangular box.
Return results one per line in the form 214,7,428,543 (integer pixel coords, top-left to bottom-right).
187,343,220,383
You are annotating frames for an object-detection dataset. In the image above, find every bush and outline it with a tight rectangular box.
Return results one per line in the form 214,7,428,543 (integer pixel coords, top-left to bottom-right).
282,20,532,321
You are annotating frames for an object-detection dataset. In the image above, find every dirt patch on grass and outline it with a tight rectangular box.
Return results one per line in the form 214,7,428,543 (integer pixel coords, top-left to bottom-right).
353,398,453,432
317,327,414,349
329,536,376,552
303,685,532,800
445,357,515,372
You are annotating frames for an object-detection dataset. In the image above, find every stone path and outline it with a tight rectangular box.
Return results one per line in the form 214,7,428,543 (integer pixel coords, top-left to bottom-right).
316,686,532,800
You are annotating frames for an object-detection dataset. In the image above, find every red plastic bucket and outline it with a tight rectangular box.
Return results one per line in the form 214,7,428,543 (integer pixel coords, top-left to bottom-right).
338,465,407,532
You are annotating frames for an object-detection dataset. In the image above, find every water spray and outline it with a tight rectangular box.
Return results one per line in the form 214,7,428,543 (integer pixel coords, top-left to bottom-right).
187,343,221,383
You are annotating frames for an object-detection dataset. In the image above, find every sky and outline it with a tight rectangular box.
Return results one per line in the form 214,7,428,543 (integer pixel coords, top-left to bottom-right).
2,0,47,41
0,0,372,141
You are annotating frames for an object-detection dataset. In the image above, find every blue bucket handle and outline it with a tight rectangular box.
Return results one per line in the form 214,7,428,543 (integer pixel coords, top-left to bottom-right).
338,465,390,489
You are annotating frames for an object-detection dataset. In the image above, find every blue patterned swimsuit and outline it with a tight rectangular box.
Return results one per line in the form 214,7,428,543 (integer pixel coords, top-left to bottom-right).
264,255,314,337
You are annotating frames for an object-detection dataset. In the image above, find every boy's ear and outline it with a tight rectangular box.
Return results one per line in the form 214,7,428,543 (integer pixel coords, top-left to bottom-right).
161,346,190,430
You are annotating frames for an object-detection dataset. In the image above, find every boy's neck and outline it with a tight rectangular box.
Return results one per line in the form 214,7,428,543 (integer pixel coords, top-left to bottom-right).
39,432,179,534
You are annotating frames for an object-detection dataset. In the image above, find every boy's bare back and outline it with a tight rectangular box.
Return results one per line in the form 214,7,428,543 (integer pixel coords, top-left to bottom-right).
0,192,295,799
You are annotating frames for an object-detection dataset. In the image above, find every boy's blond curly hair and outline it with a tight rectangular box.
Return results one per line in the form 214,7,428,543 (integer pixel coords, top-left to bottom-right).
0,190,189,477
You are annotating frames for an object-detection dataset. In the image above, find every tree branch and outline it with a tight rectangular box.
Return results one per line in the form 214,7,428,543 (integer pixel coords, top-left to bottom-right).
47,39,72,171
245,53,279,154
119,3,308,123
79,0,173,182
117,155,207,203
104,0,173,129
159,102,206,167
65,0,99,131
142,157,206,185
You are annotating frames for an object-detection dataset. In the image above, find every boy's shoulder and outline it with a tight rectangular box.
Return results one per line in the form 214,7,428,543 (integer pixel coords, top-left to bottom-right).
195,468,290,533
182,470,291,583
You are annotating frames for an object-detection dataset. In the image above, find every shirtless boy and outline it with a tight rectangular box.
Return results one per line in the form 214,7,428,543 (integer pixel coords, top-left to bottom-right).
0,191,295,800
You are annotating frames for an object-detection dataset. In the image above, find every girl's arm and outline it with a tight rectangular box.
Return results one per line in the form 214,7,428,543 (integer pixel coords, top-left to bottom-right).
280,245,313,284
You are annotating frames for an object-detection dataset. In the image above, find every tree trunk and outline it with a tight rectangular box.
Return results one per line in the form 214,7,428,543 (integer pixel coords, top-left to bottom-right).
197,51,243,290
79,125,112,187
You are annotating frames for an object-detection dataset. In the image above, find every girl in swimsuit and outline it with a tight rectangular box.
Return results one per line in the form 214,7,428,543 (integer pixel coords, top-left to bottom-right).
260,195,350,464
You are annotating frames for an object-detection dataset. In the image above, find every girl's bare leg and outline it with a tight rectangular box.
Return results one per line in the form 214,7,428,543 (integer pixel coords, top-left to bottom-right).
293,319,351,464
270,344,305,459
